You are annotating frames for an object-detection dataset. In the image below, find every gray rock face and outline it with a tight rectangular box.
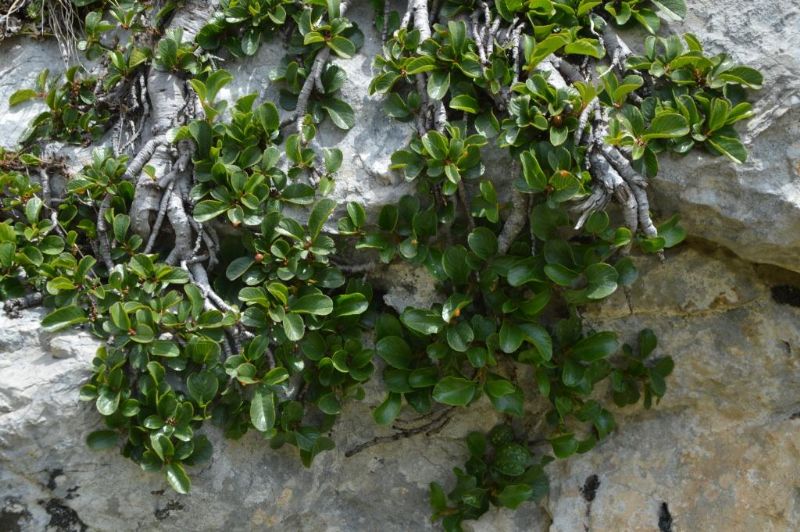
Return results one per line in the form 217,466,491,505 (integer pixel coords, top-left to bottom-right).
0,307,532,531
0,1,797,270
1,1,800,531
0,39,64,150
220,0,418,215
2,245,799,531
651,0,800,272
547,246,800,532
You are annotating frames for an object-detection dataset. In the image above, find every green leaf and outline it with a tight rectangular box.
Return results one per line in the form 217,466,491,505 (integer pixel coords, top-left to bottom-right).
571,332,619,362
430,482,447,512
707,98,730,133
442,293,472,323
187,371,218,405
328,35,356,58
550,433,579,459
405,56,437,75
499,320,524,354
290,293,333,315
9,89,38,106
718,66,763,89
25,196,42,224
442,245,470,285
564,38,603,58
376,336,413,369
42,305,87,332
165,462,191,494
151,340,180,358
308,198,337,239
109,302,130,331
255,101,280,132
518,323,553,361
585,263,619,299
643,112,689,140
226,256,255,280
421,130,449,160
485,377,516,398
401,308,444,335
497,484,534,509
549,126,569,147
96,387,120,416
639,328,658,357
131,323,155,343
508,258,544,287
113,214,130,242
432,377,477,406
650,0,687,21
322,98,355,129
45,276,74,295
373,393,401,425
283,313,305,341
594,409,615,439
449,94,479,114
657,214,687,248
467,227,497,260
317,392,341,415
332,293,369,317
346,202,366,228
323,148,343,173
86,430,118,450
193,200,229,222
241,28,260,56
409,367,438,388
427,70,450,100
446,322,474,352
707,134,747,164
250,389,276,432
520,151,547,192
264,367,290,385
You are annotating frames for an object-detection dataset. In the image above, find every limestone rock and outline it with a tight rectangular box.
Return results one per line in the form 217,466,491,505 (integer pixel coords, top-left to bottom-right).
1,1,797,271
652,0,800,272
1,1,800,531
0,308,537,531
547,246,800,532
221,0,417,217
2,245,799,531
0,39,64,150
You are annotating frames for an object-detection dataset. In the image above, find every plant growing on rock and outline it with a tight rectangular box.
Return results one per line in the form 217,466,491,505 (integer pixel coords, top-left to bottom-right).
0,0,761,529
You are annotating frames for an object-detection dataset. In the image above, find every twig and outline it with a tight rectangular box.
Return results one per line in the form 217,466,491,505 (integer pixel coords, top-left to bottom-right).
497,163,528,255
295,0,351,134
3,291,43,317
122,135,166,181
143,180,174,253
345,408,453,457
96,192,114,271
457,181,475,230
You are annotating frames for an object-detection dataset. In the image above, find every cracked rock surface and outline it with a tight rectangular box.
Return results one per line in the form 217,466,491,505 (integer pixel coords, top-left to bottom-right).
1,1,798,270
2,245,799,531
1,0,799,530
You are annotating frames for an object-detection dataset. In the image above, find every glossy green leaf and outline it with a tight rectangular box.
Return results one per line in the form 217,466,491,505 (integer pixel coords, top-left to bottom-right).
376,336,413,369
165,462,191,494
86,430,118,450
571,332,619,362
250,389,276,432
432,377,477,406
373,392,402,425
